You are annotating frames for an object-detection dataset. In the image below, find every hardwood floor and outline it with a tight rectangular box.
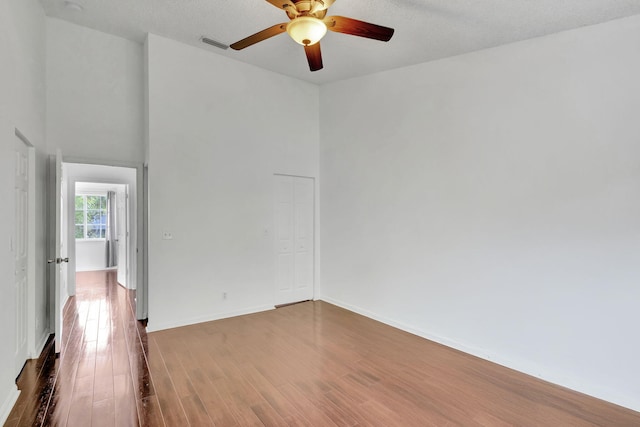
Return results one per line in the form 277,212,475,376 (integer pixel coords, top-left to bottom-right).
149,302,640,426
4,270,158,427
5,271,640,426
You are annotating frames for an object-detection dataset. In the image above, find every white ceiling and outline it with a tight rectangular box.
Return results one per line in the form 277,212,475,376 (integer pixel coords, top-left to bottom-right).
40,0,640,85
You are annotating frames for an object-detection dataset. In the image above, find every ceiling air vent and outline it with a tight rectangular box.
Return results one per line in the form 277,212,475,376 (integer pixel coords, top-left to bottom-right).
200,37,229,50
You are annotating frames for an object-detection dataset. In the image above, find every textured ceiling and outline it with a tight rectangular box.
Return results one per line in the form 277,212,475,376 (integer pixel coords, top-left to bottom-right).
40,0,640,84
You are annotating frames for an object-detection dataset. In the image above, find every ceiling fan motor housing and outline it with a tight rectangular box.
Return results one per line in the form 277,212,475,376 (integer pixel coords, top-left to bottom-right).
285,0,329,20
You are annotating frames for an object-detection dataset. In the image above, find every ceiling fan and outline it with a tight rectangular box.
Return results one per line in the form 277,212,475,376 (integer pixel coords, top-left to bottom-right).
230,0,395,72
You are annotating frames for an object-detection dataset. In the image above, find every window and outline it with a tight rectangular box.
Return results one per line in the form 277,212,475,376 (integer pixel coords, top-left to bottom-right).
75,194,107,239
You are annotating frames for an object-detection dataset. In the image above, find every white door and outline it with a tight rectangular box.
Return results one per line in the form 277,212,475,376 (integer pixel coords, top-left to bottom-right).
14,136,29,375
275,175,314,305
116,186,128,287
49,149,67,354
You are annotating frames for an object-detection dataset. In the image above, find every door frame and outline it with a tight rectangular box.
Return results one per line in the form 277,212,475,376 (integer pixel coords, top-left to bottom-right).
47,149,65,354
59,157,147,320
115,185,130,288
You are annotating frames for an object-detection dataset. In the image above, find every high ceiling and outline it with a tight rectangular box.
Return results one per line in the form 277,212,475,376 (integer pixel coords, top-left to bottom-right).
40,0,640,84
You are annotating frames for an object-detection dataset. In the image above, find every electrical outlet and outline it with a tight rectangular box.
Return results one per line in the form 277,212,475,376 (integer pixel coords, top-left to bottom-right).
223,292,227,300
162,231,173,240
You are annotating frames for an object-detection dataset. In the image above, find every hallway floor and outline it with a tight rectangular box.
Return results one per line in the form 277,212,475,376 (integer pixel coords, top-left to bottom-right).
5,270,159,426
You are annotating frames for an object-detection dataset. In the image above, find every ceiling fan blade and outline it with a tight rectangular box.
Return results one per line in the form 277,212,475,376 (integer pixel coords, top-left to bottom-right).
304,43,323,72
324,16,394,42
230,23,288,50
265,0,299,15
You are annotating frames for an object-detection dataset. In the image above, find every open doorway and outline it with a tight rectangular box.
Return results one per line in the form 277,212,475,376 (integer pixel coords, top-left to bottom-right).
62,162,145,320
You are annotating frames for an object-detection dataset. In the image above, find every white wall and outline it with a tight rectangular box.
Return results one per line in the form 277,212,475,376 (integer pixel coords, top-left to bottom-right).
0,120,20,425
319,15,640,411
147,34,319,331
76,241,108,272
0,0,47,423
46,18,144,163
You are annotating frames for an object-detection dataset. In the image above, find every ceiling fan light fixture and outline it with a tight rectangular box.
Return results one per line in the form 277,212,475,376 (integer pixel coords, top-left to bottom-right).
286,16,327,46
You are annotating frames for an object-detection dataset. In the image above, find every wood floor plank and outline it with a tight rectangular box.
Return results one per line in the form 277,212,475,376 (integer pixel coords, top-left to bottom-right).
91,398,115,427
291,380,359,427
277,382,340,426
240,365,303,415
209,376,266,426
145,336,190,427
180,394,215,426
250,402,289,427
138,396,165,427
66,393,93,426
180,352,238,426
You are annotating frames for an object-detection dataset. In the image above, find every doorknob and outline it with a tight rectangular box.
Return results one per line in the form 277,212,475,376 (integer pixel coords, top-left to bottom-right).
47,259,55,264
47,257,69,264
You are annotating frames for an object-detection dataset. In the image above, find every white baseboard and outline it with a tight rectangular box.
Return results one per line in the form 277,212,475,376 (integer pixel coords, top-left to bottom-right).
319,296,640,413
147,305,275,332
0,385,20,426
31,331,51,359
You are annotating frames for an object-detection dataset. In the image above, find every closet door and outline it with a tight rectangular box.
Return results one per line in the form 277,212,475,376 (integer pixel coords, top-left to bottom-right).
275,175,314,305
